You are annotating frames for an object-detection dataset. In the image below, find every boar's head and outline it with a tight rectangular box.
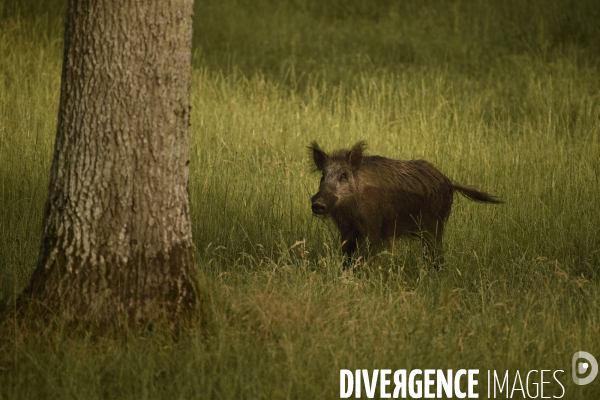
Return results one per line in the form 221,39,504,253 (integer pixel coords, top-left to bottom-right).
308,141,366,215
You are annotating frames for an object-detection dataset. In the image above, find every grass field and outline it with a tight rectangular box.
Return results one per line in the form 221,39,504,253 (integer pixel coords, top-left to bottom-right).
1,0,599,398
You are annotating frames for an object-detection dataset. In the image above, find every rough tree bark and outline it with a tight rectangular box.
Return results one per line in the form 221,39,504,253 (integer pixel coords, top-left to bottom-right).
22,0,199,328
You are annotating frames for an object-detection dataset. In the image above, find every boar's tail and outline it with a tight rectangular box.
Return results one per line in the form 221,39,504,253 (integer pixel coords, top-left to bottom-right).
453,184,503,204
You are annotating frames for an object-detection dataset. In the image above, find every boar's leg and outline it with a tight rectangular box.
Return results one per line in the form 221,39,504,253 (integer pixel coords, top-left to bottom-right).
341,229,366,269
341,234,357,268
421,221,446,270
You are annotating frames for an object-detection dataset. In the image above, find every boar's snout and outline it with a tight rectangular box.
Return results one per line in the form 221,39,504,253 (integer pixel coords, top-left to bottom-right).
311,192,336,215
311,200,327,214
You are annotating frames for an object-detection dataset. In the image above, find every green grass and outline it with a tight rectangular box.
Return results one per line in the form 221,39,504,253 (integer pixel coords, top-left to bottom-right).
1,0,600,398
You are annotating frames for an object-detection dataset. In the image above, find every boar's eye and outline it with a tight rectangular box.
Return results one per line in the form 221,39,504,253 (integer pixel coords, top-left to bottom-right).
340,172,348,181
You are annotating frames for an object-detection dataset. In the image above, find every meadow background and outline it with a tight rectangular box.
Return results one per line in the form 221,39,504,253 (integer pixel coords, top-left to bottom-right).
1,0,599,398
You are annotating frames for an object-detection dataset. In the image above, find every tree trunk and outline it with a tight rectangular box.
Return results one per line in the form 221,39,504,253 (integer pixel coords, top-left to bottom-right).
22,0,199,328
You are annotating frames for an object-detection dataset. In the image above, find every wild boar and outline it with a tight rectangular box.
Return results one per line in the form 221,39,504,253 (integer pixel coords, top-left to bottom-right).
309,141,502,268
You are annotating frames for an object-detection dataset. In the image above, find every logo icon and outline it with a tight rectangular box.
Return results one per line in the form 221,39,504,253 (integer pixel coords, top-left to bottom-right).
572,351,598,385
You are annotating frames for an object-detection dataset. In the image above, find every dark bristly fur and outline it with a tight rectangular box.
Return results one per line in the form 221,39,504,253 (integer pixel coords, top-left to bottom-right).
308,141,503,269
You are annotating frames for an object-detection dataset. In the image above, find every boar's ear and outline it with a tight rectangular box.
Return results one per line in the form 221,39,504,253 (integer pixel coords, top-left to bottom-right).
308,141,327,171
348,141,367,170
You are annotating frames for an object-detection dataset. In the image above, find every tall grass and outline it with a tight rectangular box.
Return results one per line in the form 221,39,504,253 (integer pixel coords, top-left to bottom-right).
1,0,599,398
